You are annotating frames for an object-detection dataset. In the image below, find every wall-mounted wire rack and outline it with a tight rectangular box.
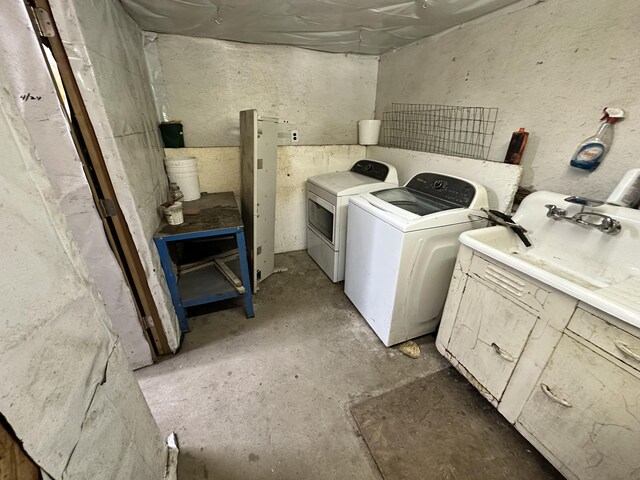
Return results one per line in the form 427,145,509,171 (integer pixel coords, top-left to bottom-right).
379,103,499,160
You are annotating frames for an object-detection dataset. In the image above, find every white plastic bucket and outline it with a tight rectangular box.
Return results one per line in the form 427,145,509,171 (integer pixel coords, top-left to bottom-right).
166,170,200,201
166,163,198,175
165,156,197,168
358,120,382,145
164,202,184,225
164,156,200,201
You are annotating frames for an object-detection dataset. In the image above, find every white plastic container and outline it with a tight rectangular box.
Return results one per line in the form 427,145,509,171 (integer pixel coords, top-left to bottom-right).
358,120,382,145
607,168,640,208
164,156,201,201
164,156,197,168
164,201,184,225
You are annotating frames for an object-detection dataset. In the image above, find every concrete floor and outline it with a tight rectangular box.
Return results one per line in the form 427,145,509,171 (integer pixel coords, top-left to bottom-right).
136,251,449,479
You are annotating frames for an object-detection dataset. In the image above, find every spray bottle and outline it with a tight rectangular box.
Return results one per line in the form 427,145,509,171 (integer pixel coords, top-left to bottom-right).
570,107,624,171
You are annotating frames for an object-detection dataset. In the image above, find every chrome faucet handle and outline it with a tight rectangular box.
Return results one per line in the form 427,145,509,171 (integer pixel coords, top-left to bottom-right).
598,216,622,235
545,204,566,220
545,202,621,235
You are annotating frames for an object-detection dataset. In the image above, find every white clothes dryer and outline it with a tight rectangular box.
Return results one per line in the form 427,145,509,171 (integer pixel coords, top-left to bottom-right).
344,172,488,346
307,160,398,282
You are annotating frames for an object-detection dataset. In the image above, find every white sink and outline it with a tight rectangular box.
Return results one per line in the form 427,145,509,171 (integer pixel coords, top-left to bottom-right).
460,191,640,328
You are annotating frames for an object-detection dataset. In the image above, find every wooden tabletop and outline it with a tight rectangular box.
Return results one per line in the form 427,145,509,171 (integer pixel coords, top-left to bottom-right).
154,191,243,238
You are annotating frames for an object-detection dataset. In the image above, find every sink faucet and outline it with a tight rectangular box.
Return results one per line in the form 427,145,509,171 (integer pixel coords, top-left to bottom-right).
544,204,567,220
544,197,621,235
570,211,622,234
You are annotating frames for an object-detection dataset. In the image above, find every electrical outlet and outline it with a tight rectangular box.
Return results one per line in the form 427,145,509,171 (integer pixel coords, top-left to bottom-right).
290,130,299,143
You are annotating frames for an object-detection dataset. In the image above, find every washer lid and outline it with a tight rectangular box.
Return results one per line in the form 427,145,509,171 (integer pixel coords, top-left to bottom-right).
349,172,489,232
307,160,399,196
350,193,484,232
371,187,460,216
308,172,396,196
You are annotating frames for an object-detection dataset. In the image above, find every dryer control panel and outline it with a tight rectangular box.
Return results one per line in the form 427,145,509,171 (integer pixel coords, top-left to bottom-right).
350,160,390,182
406,173,477,207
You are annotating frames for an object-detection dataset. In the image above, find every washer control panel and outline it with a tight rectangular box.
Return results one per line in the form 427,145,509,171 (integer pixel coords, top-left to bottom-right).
406,173,477,207
350,160,390,182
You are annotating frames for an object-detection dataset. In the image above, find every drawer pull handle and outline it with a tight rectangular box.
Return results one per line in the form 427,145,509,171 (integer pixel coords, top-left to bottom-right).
614,340,640,362
540,383,572,408
491,343,515,362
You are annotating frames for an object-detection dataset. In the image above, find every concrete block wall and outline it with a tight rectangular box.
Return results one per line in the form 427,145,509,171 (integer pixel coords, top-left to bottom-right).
375,0,640,201
154,37,378,254
155,35,379,147
165,145,366,253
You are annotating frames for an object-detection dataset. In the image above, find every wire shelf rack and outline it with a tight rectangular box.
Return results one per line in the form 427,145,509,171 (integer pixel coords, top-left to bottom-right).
380,103,499,160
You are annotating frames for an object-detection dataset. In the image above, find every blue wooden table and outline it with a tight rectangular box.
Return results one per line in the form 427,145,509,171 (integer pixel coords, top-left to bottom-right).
153,192,254,332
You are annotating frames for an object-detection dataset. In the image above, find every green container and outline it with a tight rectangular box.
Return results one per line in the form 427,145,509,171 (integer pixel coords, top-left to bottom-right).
159,122,185,148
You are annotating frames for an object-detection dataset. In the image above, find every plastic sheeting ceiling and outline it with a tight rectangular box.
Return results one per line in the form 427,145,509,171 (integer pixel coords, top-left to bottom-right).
120,0,525,54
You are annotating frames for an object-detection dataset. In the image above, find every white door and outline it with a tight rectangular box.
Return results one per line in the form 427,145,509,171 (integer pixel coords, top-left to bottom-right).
240,110,278,292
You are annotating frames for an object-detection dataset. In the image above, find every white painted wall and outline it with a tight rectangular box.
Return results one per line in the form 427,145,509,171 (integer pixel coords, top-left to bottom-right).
166,145,366,252
51,0,181,350
154,35,379,147
375,0,640,201
367,146,521,211
0,23,165,479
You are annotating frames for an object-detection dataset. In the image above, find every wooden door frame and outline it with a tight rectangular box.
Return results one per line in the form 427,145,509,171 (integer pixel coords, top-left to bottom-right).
28,0,170,356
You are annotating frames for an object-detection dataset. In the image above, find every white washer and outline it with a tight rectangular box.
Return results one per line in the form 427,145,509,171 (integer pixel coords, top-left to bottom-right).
307,160,398,282
344,172,488,346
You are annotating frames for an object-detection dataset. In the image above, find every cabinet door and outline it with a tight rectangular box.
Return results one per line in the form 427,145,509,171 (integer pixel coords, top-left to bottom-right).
239,110,277,292
447,276,537,400
518,335,640,480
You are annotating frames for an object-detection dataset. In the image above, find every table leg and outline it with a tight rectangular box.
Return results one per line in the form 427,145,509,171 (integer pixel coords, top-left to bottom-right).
235,229,255,318
154,237,188,332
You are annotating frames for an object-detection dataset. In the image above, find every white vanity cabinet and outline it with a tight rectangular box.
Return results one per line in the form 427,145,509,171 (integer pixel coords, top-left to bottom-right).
446,274,539,402
517,333,640,480
436,245,640,480
437,246,576,414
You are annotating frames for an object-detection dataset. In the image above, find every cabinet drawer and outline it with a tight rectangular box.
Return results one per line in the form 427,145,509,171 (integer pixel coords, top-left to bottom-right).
469,254,549,314
568,308,640,374
447,276,537,400
518,335,640,480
